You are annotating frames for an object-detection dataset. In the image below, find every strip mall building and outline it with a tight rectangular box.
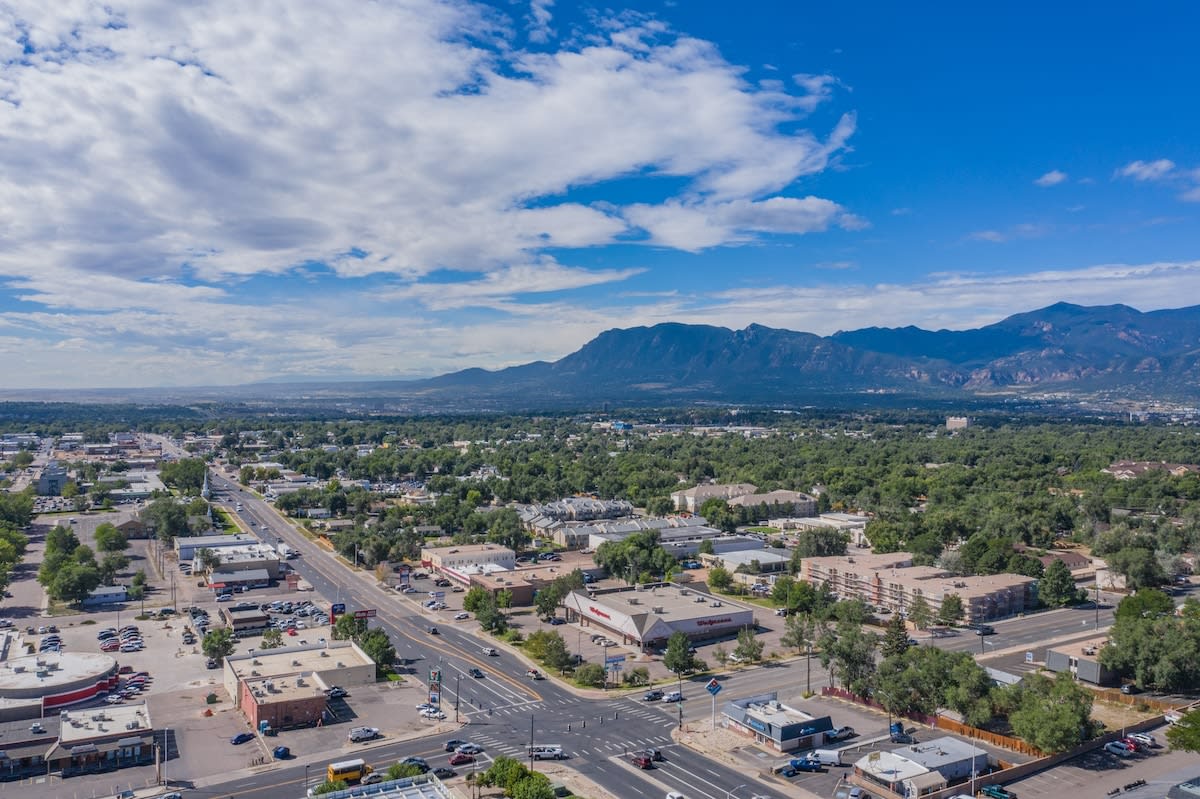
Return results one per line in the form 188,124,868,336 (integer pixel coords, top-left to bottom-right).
561,584,756,650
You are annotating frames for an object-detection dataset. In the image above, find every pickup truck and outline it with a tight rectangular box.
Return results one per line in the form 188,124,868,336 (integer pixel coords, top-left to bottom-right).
526,669,545,680
829,725,855,741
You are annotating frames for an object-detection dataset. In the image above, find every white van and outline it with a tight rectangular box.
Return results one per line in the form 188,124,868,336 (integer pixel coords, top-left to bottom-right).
481,647,498,656
526,744,565,760
810,748,849,766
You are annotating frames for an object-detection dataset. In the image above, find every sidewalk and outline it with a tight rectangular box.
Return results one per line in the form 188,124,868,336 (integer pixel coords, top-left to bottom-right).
671,721,822,799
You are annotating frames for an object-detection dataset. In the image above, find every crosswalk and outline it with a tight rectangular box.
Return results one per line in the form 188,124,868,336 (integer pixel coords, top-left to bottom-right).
469,729,677,759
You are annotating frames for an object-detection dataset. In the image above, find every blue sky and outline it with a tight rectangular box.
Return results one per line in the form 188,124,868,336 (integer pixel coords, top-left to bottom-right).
0,0,1198,388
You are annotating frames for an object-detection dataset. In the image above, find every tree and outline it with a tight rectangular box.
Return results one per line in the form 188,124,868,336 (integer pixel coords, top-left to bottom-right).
733,626,764,663
332,614,368,641
202,628,237,661
1038,560,1080,607
780,613,814,654
49,562,102,603
93,523,128,553
486,508,529,552
541,634,573,674
386,762,425,780
160,458,208,492
358,628,396,677
45,525,81,556
936,594,964,626
510,773,556,799
1166,709,1200,753
128,569,146,600
476,598,508,634
881,614,911,659
713,645,729,667
194,548,222,574
141,498,189,543
1107,547,1168,590
463,586,490,613
573,663,605,687
907,595,933,631
99,552,129,584
1007,672,1094,753
707,566,733,591
818,621,878,695
663,631,700,675
311,781,348,796
496,589,513,610
698,539,715,556
261,628,284,649
1114,589,1174,623
478,756,529,793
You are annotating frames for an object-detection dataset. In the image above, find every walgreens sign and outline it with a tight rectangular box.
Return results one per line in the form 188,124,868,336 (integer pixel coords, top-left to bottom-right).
588,606,612,620
696,617,733,627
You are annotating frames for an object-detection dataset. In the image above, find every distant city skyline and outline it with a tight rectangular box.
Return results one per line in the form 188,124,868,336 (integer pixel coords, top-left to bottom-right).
1,1,1198,388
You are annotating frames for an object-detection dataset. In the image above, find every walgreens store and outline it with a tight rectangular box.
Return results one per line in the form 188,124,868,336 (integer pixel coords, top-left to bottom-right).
561,584,755,650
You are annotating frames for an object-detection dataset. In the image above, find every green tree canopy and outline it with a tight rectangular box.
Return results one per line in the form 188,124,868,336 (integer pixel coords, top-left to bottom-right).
664,630,700,675
1006,672,1094,753
707,566,733,591
202,628,237,661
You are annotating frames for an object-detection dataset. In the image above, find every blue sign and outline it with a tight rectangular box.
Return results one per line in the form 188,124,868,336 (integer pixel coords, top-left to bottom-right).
706,678,722,696
746,717,768,733
605,654,627,664
331,603,346,615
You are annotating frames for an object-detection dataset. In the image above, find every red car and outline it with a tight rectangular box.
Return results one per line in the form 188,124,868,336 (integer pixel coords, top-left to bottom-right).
448,753,475,766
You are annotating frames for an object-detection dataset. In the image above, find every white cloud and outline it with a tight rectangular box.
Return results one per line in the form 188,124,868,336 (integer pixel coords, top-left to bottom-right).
1034,169,1068,187
968,230,1007,243
527,0,555,43
625,196,865,251
0,0,857,297
1115,159,1176,181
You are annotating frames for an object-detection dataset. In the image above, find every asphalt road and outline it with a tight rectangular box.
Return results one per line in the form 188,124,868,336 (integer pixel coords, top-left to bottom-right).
205,473,789,799
929,601,1117,656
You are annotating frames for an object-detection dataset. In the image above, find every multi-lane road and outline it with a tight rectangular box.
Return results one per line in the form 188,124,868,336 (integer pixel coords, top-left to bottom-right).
206,471,789,799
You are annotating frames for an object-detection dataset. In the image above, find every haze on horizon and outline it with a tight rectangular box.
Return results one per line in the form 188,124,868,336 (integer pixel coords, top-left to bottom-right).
1,1,1198,389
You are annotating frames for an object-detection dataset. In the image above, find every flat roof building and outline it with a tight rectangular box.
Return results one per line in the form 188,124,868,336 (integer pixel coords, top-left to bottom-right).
722,692,833,752
176,533,260,561
46,702,157,777
1045,635,1118,686
700,548,789,574
222,640,376,725
561,583,756,650
421,544,516,580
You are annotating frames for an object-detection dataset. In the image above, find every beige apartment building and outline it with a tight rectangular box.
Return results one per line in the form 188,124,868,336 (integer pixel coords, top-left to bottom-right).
798,553,1036,624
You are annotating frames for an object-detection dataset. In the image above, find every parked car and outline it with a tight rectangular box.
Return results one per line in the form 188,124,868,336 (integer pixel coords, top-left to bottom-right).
1129,732,1156,747
230,732,255,745
272,745,291,759
979,785,1016,799
829,725,856,741
325,686,348,699
348,726,380,743
1104,741,1134,758
454,612,470,620
548,617,566,625
786,756,823,773
421,708,447,720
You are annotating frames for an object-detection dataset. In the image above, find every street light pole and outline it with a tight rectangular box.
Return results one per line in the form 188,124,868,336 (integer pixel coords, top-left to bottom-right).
728,782,747,799
677,672,683,730
455,673,461,723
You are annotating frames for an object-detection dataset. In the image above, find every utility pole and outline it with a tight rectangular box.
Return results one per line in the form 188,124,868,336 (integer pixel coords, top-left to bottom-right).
455,673,461,723
528,714,535,773
1095,582,1100,630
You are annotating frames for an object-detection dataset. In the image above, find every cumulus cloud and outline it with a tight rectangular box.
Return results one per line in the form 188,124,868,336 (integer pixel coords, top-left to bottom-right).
625,195,865,250
527,0,555,43
0,1,856,287
1034,170,1068,187
1116,159,1176,181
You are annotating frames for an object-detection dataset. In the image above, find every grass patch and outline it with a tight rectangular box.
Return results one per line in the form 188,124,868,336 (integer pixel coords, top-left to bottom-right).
79,619,96,625
45,599,78,616
379,668,405,682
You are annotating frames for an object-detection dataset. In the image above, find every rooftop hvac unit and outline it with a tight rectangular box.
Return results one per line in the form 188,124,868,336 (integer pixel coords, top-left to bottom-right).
695,596,706,603
292,660,301,666
250,670,259,676
680,589,690,596
628,597,639,605
711,601,722,607
336,662,345,667
653,606,664,613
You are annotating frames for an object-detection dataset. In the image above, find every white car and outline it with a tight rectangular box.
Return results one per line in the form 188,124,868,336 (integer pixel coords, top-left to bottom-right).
455,743,483,754
348,726,379,742
420,708,447,720
1129,732,1156,747
454,612,470,621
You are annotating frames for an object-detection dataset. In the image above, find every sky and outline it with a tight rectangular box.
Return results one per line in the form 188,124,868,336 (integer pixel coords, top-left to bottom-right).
1,0,1199,388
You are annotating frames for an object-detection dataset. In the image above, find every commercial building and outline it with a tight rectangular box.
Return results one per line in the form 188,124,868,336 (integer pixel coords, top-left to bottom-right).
560,583,756,650
469,572,535,606
99,470,166,502
1044,636,1118,686
722,692,833,752
175,533,261,561
209,569,272,591
83,585,128,607
309,774,454,799
0,652,120,722
0,716,58,777
199,544,282,579
37,461,69,496
220,607,272,637
776,513,871,548
699,548,790,575
421,544,516,582
798,553,1037,623
45,702,158,777
223,641,375,729
854,736,988,799
670,483,758,513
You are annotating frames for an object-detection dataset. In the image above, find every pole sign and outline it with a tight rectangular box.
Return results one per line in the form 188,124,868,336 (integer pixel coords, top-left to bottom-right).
331,603,346,615
706,678,722,696
605,654,627,664
353,608,377,619
429,669,442,707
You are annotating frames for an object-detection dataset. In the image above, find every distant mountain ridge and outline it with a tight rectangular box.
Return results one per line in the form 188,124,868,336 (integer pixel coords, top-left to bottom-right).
417,302,1200,402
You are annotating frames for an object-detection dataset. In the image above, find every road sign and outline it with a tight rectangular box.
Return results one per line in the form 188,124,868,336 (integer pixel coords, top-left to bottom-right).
353,608,377,619
605,654,627,664
706,678,722,696
330,603,346,615
1025,651,1034,664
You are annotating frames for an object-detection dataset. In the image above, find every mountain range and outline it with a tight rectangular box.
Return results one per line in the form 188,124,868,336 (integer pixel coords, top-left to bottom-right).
408,302,1200,405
